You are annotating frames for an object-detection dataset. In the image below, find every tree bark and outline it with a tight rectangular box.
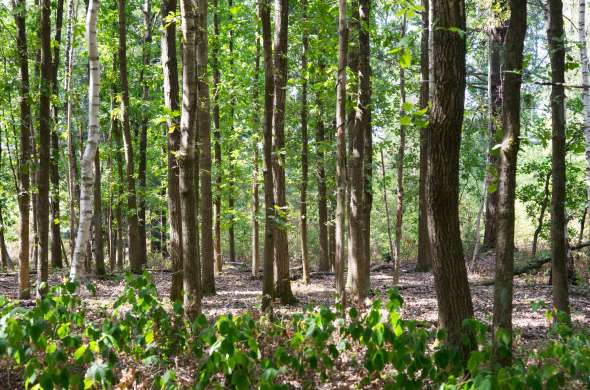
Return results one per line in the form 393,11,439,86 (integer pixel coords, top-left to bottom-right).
50,0,64,270
212,0,223,273
579,0,590,247
93,148,105,276
14,0,32,298
197,0,215,295
380,149,395,267
179,0,201,319
316,88,330,272
252,21,262,278
300,0,310,284
118,0,144,274
335,0,348,306
161,0,183,301
492,0,526,365
416,0,431,272
426,0,474,352
548,0,570,317
37,0,52,295
259,0,275,311
70,0,101,282
272,0,295,304
228,0,236,264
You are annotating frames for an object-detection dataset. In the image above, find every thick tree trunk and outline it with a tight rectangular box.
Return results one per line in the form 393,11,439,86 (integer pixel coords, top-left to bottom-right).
548,0,570,317
252,25,261,278
213,0,223,273
179,0,201,319
70,0,101,282
492,0,526,366
259,0,275,311
579,0,590,244
316,90,330,272
37,0,52,295
426,0,474,352
300,0,310,284
394,17,406,284
118,0,144,274
196,0,215,295
14,0,31,297
272,0,294,304
335,0,348,306
50,0,64,270
161,0,183,301
93,149,105,276
416,0,431,272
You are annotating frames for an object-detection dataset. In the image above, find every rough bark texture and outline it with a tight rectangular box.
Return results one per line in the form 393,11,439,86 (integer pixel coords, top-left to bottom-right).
14,0,32,299
118,0,143,274
548,0,570,316
416,0,431,272
213,0,223,273
93,148,105,276
197,0,215,295
161,0,182,301
50,0,64,270
300,0,310,284
492,0,526,365
70,0,101,282
335,0,348,306
426,0,474,352
259,0,275,310
179,0,201,319
272,0,295,304
316,90,330,272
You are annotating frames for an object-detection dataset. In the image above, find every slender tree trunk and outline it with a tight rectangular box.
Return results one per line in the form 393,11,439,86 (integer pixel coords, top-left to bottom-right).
50,0,64,270
252,23,262,278
532,169,551,256
14,0,32,298
416,0,431,272
272,0,294,304
213,0,223,273
548,0,570,317
37,0,52,295
579,0,590,243
179,0,201,319
137,0,152,268
300,0,310,284
93,148,105,276
197,0,215,295
70,0,101,281
316,89,330,272
335,0,348,306
380,149,395,265
259,0,275,310
426,0,474,352
578,207,587,245
492,0,526,365
118,0,143,274
227,0,236,264
0,130,12,269
161,0,183,301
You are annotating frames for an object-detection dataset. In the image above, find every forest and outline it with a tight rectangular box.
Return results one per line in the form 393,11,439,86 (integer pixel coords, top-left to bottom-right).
0,0,590,388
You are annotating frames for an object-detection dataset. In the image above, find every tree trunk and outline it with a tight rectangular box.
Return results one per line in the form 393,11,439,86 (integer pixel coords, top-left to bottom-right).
416,0,431,272
138,0,152,268
50,0,64,270
118,0,144,274
492,0,526,366
272,0,294,304
0,130,13,270
37,0,52,295
14,0,31,297
579,0,590,248
335,0,348,306
197,0,215,295
426,0,474,352
578,207,587,245
380,149,395,267
93,148,105,276
548,0,570,317
259,0,275,311
252,23,262,278
70,0,101,282
316,89,330,272
161,0,183,301
299,0,310,284
179,0,201,319
227,0,236,265
532,169,550,256
213,0,223,273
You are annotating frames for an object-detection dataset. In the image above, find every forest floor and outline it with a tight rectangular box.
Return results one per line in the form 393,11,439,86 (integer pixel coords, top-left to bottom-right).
0,252,589,388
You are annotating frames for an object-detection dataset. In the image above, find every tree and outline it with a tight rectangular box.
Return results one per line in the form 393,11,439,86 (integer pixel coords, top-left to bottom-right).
93,148,105,276
579,0,590,245
272,0,295,303
118,0,144,274
493,0,527,365
316,83,330,273
212,0,223,274
251,20,262,278
70,0,101,281
426,0,474,351
299,0,310,284
547,0,570,317
335,0,348,306
179,0,201,319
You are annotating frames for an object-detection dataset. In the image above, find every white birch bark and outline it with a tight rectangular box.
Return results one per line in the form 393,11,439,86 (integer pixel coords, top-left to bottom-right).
70,0,101,281
579,0,590,212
